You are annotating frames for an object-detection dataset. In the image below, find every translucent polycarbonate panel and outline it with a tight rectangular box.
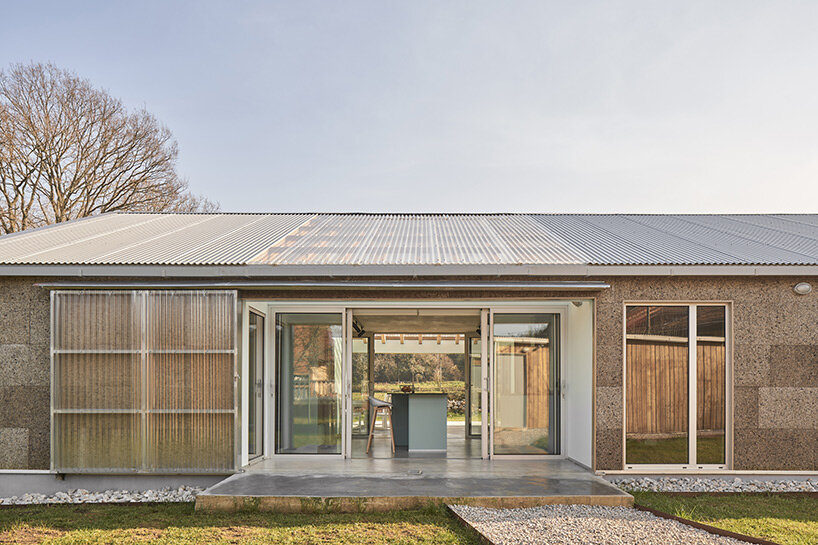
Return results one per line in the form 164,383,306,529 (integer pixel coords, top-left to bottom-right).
52,290,237,473
697,306,726,465
276,313,343,454
54,413,141,471
625,305,690,465
144,291,236,471
53,291,140,350
147,354,233,410
146,291,235,351
493,313,560,455
54,353,141,410
146,414,234,471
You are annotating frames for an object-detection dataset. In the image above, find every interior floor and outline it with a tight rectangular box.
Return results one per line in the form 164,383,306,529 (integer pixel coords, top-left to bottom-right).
352,421,481,459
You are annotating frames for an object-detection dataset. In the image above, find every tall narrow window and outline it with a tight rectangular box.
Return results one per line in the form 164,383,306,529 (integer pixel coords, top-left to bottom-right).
468,338,482,438
625,304,728,467
351,337,370,436
248,312,265,459
696,306,726,465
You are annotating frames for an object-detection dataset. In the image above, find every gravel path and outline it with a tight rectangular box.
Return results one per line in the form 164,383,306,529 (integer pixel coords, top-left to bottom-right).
450,504,747,545
0,486,203,505
613,476,818,493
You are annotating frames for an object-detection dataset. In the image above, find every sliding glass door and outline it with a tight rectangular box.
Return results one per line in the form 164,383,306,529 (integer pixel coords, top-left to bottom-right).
275,312,344,455
491,312,561,456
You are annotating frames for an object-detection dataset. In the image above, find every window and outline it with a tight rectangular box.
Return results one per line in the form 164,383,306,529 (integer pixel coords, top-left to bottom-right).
625,304,727,467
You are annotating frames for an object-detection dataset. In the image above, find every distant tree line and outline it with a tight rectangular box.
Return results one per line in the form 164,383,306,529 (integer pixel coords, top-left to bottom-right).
374,353,465,385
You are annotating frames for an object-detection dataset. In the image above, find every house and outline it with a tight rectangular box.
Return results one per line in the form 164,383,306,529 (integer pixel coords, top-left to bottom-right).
1,212,816,488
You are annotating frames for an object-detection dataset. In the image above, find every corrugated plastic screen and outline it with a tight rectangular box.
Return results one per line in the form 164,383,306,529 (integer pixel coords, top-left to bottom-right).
52,290,237,473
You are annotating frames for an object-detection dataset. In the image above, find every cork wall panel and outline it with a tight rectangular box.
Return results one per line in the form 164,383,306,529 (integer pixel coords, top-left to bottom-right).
0,277,51,469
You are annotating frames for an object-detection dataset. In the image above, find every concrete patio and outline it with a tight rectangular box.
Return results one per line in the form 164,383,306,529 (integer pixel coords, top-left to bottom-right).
195,458,632,512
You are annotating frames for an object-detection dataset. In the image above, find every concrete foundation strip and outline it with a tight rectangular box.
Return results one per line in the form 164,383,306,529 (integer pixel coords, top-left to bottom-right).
633,504,782,545
646,491,818,499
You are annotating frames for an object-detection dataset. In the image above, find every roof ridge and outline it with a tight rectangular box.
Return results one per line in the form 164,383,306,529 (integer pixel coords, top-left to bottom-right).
112,211,818,217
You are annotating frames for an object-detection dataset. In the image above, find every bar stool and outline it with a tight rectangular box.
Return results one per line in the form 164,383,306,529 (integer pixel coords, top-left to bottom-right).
366,396,395,453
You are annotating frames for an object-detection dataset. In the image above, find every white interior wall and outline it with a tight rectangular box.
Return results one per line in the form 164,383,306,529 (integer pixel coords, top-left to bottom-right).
563,300,594,467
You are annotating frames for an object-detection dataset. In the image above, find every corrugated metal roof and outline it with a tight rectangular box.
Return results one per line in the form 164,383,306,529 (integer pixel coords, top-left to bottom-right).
250,214,586,265
0,213,312,265
1,212,817,267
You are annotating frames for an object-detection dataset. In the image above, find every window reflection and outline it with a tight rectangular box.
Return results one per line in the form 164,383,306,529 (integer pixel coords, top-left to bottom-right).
275,313,343,454
625,306,689,464
493,313,560,455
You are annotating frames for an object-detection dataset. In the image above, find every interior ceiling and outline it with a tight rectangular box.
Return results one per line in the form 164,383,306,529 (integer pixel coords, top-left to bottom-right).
352,309,481,334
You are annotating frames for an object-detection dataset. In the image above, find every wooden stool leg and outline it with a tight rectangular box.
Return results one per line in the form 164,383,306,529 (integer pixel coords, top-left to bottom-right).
366,406,379,453
387,407,395,452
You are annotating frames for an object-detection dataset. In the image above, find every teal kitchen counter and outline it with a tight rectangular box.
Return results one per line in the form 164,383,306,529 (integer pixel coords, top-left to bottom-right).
390,392,447,452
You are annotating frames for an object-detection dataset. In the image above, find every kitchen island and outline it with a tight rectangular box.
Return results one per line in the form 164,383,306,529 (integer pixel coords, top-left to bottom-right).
390,392,448,452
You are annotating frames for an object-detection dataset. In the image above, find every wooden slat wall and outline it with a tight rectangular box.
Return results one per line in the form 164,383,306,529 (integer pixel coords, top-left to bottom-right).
626,338,725,437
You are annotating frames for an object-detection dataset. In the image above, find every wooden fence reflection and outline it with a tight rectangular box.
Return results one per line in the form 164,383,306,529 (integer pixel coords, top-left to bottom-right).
626,335,725,437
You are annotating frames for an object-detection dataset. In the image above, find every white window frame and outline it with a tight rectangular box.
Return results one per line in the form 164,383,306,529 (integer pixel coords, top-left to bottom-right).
622,301,733,471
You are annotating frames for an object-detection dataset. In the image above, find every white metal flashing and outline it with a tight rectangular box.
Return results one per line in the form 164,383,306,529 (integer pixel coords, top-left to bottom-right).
6,263,818,278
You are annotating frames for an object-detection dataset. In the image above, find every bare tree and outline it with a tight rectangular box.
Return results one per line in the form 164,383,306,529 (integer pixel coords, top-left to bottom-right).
0,62,218,234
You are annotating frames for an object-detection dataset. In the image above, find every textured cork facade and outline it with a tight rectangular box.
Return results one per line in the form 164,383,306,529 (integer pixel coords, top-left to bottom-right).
0,278,50,469
2,275,817,471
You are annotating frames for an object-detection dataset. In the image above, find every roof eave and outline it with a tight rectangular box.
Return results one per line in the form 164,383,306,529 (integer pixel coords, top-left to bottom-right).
2,263,818,278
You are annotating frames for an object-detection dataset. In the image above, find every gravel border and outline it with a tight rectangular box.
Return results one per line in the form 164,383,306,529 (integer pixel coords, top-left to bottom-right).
0,486,203,505
612,477,818,493
449,504,749,545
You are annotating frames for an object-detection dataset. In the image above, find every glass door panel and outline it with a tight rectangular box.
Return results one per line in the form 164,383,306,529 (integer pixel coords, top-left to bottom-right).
351,337,370,436
492,313,560,455
467,338,482,437
696,306,726,465
248,312,264,458
275,313,343,454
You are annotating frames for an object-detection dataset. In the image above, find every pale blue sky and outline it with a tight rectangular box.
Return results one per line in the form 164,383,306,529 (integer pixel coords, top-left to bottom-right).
2,1,818,213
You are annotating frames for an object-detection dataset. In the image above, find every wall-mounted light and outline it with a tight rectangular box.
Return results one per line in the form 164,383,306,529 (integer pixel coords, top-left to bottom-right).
571,301,583,307
794,282,813,295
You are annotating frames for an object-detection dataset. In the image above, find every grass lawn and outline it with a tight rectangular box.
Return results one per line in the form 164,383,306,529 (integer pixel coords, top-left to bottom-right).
632,492,818,545
0,502,479,544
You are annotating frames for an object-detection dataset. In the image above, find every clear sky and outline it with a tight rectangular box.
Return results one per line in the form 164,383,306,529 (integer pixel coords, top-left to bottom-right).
2,1,818,213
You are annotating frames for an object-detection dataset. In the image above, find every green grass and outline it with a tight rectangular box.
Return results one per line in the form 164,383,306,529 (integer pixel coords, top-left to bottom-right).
0,502,479,544
625,436,725,465
632,492,818,545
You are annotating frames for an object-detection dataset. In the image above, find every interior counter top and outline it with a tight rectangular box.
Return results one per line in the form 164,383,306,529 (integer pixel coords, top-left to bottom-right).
389,391,448,396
